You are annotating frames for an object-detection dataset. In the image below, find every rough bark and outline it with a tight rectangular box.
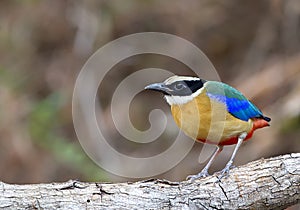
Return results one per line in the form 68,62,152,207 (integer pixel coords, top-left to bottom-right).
0,153,299,210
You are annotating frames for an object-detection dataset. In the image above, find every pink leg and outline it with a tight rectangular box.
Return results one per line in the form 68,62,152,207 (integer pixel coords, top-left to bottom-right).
187,145,223,181
218,132,247,180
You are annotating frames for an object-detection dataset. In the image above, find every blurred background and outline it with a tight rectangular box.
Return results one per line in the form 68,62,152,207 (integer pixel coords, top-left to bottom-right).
0,0,300,186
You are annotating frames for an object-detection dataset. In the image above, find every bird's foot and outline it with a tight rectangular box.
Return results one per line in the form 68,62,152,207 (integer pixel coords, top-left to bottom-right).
186,169,209,182
218,161,235,180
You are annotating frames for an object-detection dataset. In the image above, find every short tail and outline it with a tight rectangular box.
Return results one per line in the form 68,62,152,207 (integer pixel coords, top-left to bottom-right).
262,116,271,122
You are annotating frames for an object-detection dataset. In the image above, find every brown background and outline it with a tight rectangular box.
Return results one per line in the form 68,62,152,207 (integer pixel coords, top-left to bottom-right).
0,0,299,187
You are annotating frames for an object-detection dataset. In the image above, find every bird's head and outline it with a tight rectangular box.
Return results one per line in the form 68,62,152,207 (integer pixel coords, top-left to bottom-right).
145,75,207,105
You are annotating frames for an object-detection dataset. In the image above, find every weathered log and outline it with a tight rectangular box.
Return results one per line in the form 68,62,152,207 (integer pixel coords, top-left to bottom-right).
0,153,299,209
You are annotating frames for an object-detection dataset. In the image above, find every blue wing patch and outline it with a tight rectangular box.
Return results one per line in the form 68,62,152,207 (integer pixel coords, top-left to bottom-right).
205,82,269,122
207,93,263,121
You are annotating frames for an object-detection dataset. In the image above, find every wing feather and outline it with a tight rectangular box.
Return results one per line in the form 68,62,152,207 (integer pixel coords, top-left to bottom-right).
205,81,270,122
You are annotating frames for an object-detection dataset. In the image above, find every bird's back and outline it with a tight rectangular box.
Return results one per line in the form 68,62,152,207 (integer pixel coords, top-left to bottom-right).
205,81,271,122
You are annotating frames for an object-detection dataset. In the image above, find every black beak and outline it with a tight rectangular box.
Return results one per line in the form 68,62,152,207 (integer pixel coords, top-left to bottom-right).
144,83,171,95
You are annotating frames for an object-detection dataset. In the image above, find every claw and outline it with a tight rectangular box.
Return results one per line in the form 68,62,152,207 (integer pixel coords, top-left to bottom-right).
218,161,235,180
186,169,210,181
217,133,246,181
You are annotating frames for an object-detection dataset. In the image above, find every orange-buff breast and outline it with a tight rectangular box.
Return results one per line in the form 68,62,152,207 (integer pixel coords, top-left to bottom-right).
170,90,270,145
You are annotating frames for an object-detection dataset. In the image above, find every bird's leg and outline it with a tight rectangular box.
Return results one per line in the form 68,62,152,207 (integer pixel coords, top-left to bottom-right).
187,145,223,181
218,132,247,180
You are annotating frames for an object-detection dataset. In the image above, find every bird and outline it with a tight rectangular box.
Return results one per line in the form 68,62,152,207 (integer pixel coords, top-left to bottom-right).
145,75,271,180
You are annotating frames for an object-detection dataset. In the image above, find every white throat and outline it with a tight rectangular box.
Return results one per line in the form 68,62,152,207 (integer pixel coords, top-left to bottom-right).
164,87,204,105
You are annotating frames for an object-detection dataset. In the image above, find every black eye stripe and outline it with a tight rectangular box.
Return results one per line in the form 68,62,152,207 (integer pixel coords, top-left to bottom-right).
185,80,204,92
169,81,186,89
166,80,205,96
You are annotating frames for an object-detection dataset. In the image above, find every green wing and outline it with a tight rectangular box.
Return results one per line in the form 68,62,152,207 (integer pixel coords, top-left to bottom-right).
205,81,270,122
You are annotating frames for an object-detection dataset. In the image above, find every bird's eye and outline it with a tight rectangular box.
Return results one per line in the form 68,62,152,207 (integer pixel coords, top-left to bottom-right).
174,83,185,90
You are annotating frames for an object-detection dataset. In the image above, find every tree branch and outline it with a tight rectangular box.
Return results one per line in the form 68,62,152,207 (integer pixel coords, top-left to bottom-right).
1,153,299,209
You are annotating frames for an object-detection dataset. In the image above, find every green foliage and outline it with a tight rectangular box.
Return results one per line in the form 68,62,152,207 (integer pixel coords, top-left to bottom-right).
280,115,300,134
28,92,108,181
